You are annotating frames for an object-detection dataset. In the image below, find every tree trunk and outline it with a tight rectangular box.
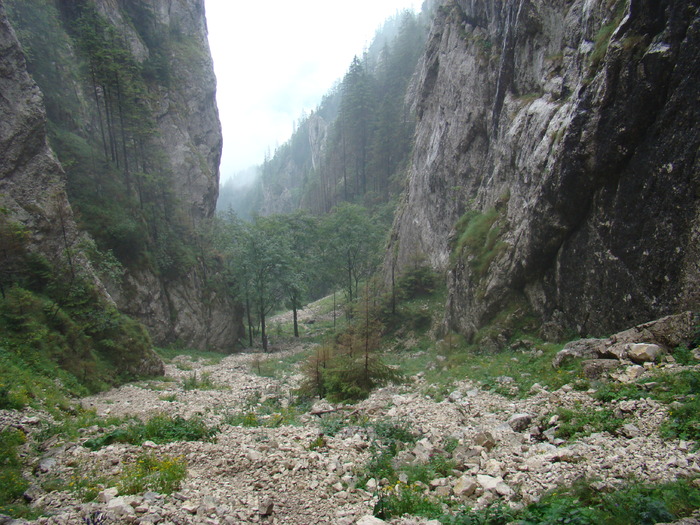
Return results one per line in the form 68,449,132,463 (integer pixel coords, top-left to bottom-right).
293,303,299,338
261,308,268,352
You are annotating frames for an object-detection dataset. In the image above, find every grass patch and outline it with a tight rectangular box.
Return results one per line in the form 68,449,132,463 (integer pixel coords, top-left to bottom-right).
182,371,220,391
37,409,128,444
0,428,29,516
118,453,187,495
83,413,217,450
375,482,444,520
222,396,309,428
589,0,627,70
591,368,700,444
516,477,700,525
451,207,507,277
553,405,627,440
397,337,574,400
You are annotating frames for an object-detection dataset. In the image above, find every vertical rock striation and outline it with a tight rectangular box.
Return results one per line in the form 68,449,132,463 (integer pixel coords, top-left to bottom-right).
389,0,700,340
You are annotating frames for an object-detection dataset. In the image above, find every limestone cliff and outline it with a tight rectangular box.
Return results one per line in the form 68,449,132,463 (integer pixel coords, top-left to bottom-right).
4,0,241,351
0,3,163,378
388,0,700,341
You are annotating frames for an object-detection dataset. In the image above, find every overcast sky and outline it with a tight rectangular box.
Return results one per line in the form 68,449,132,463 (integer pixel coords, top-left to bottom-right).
204,0,418,185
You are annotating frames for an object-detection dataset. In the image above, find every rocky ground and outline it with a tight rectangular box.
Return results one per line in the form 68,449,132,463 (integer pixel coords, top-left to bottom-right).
2,310,700,525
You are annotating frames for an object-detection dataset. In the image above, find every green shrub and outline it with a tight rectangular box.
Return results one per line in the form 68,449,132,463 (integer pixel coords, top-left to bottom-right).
516,477,700,525
404,454,457,485
83,413,216,450
555,406,626,440
374,483,444,520
662,395,700,443
0,429,27,507
440,504,515,524
223,411,260,427
118,453,186,495
182,371,218,391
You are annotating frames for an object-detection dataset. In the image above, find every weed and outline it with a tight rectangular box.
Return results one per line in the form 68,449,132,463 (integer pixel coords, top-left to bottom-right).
159,393,178,402
118,453,186,495
182,371,219,391
554,405,626,440
671,345,696,366
222,395,307,428
589,0,627,70
662,395,700,443
308,435,327,450
516,477,700,525
319,413,350,437
374,482,444,520
402,454,457,485
0,428,27,508
83,413,216,450
65,463,110,502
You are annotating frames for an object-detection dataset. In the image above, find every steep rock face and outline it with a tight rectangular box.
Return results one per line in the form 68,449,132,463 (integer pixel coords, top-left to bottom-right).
389,0,700,339
4,0,240,351
255,113,330,216
0,4,163,376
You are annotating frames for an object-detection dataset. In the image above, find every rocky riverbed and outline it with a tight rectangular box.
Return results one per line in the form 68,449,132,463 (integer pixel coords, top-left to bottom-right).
2,313,700,524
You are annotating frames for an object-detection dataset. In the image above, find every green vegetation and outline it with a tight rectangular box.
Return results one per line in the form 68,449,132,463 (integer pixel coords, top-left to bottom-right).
451,206,507,278
0,429,30,517
375,483,445,521
118,453,187,495
228,10,428,217
182,371,220,391
222,396,309,428
593,367,700,444
83,413,217,450
552,405,627,440
372,477,700,523
589,0,628,70
0,212,158,411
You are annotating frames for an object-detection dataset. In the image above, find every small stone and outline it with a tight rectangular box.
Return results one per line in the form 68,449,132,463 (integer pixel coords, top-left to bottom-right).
182,500,199,514
453,476,477,497
474,431,496,451
310,400,334,415
476,474,502,492
98,487,119,504
621,423,641,438
435,485,452,497
22,484,42,503
495,482,514,497
259,497,274,516
142,440,158,449
508,413,532,432
37,457,57,474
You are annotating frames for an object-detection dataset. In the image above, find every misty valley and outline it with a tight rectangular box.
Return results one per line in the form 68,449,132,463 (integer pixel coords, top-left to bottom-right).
0,0,699,524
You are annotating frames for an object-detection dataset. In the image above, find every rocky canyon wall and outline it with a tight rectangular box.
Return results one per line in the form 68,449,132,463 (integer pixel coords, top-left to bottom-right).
4,0,241,351
388,0,700,341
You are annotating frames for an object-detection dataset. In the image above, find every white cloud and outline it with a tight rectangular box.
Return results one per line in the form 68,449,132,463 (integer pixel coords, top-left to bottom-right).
204,0,418,184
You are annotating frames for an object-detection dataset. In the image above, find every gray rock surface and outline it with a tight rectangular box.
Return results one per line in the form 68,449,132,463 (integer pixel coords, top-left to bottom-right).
386,0,700,341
